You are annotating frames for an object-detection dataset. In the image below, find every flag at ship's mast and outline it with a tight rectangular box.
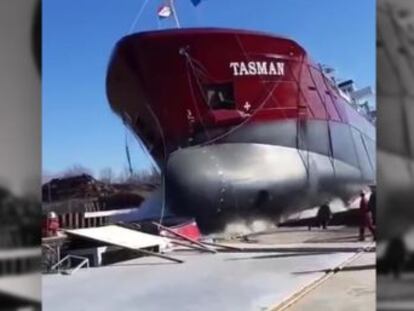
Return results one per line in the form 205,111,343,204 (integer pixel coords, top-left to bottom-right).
158,0,181,28
158,0,204,28
157,4,172,19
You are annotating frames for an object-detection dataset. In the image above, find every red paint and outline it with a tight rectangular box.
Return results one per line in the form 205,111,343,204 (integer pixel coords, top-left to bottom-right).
107,28,373,163
160,219,201,241
42,213,60,237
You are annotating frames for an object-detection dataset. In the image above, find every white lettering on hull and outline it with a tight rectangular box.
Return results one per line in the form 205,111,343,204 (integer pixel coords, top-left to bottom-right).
229,61,285,76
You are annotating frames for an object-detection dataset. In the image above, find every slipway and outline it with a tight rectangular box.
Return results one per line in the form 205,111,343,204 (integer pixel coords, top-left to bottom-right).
43,226,375,311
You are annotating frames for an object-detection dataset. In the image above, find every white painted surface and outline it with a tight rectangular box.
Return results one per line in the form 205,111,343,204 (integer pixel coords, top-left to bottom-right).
66,225,169,250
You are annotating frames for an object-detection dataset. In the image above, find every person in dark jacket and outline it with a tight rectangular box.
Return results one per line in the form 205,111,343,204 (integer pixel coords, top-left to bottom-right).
368,190,376,226
385,236,407,279
317,202,332,230
359,191,375,241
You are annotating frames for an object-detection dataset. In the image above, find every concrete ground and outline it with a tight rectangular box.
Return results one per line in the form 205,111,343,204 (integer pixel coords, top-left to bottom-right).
285,252,375,311
0,273,40,302
241,226,372,245
0,248,41,303
42,226,375,311
377,273,414,310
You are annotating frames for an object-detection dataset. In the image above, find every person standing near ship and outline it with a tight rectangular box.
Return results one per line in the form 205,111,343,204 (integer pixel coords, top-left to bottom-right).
368,188,376,226
317,202,331,230
359,191,375,241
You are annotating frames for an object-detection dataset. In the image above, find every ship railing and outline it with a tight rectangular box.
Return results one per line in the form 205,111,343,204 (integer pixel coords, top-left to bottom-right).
50,254,89,275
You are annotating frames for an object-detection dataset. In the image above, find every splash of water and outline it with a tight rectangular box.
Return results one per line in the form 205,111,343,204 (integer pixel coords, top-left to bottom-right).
213,219,276,239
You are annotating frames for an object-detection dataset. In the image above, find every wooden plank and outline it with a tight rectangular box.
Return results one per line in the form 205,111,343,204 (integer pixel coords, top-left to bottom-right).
200,241,245,251
170,240,215,253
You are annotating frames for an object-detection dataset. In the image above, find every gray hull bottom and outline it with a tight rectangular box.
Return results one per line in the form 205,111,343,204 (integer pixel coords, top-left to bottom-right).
377,150,414,240
166,143,372,233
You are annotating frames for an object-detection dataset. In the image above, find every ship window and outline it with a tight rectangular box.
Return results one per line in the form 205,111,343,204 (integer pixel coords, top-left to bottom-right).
204,83,235,110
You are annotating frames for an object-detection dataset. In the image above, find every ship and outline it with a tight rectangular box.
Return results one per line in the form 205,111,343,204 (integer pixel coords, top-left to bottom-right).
377,0,414,287
377,0,414,240
106,28,375,232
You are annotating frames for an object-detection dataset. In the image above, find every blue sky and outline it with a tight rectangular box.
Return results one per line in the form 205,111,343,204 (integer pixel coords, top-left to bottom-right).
43,0,375,178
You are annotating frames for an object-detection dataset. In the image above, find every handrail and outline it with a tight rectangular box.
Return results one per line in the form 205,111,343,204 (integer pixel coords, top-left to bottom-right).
50,254,89,275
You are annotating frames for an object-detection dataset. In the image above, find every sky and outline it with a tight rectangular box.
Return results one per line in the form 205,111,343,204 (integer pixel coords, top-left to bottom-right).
43,0,376,178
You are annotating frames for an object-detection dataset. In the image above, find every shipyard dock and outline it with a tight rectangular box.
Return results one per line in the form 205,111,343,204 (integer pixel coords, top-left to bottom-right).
42,226,375,311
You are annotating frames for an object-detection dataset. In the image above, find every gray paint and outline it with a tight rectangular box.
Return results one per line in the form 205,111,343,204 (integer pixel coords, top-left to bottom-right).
166,119,374,232
378,0,414,239
43,250,356,311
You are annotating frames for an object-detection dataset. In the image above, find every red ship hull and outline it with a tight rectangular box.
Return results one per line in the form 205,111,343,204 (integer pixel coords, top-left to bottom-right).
107,28,375,232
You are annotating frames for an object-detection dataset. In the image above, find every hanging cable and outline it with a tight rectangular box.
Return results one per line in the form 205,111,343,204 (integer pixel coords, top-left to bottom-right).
193,35,283,146
139,99,169,225
180,35,285,148
127,0,151,34
122,0,180,225
179,37,285,149
236,34,313,183
169,0,181,28
184,56,211,140
120,47,169,225
124,125,134,176
156,13,161,30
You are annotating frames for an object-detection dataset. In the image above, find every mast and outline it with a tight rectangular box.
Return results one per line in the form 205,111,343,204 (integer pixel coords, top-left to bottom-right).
169,0,181,28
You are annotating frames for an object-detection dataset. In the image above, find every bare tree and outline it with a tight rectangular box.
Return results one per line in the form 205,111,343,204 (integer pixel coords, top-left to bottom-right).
129,168,161,185
115,166,160,185
115,166,130,184
42,170,54,184
99,167,114,184
62,164,93,178
147,166,161,185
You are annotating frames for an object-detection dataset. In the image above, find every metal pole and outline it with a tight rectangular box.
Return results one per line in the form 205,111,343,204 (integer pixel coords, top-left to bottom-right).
199,241,245,252
171,239,215,253
170,0,181,28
